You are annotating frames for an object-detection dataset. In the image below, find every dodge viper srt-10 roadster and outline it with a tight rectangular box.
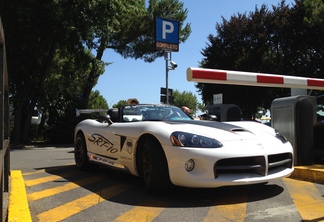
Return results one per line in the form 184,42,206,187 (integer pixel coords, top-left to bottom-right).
74,104,294,193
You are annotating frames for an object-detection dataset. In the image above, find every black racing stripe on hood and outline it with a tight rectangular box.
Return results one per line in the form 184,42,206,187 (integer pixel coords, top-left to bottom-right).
167,120,247,132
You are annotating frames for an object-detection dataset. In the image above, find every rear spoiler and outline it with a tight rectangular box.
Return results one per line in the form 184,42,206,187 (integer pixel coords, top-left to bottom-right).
76,109,108,117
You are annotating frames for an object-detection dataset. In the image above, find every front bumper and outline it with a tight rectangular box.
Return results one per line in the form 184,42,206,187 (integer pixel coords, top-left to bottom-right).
163,141,294,188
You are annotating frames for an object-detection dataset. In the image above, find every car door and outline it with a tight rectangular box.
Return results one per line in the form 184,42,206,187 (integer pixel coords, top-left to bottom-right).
86,123,121,160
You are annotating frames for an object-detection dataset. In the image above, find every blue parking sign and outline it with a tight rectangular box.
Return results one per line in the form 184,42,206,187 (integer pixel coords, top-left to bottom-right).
155,17,179,52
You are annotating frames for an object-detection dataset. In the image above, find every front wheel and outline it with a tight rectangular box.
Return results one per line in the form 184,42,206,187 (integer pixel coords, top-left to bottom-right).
74,133,91,170
142,137,173,194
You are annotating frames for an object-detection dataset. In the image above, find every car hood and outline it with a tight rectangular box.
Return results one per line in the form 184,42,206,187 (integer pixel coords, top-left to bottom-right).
171,120,246,132
166,120,276,142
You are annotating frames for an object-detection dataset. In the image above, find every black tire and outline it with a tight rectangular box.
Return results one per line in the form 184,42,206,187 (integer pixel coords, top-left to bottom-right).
74,133,91,170
142,137,173,194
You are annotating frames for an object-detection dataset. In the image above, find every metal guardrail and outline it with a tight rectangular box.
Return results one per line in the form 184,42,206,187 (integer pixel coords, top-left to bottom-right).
0,15,10,222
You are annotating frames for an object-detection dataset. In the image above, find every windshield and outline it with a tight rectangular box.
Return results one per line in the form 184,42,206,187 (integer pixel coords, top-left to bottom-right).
121,104,192,122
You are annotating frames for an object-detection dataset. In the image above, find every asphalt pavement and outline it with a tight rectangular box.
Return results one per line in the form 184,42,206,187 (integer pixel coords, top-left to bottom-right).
4,149,324,222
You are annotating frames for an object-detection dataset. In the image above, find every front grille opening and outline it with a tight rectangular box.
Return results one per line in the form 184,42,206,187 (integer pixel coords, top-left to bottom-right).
214,156,266,178
268,153,293,171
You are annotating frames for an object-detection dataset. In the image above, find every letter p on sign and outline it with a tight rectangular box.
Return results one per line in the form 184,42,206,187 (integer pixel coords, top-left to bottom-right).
162,21,174,39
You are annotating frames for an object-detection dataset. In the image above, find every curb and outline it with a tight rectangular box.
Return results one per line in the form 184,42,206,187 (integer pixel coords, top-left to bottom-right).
290,164,324,184
8,170,32,222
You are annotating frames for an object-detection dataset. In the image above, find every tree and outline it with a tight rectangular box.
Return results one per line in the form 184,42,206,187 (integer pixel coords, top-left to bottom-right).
88,90,109,109
304,0,324,26
113,100,128,108
80,0,191,109
35,49,97,142
197,0,323,118
1,0,191,144
172,90,198,115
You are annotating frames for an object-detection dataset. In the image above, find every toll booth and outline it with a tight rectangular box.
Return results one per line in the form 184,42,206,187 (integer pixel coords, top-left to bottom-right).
271,96,316,165
208,104,242,122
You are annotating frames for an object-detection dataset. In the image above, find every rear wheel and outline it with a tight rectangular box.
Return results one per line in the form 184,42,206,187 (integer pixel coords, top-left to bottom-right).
142,137,173,194
74,133,91,170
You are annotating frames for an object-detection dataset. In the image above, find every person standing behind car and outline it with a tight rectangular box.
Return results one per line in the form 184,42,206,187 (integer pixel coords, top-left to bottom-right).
127,98,139,105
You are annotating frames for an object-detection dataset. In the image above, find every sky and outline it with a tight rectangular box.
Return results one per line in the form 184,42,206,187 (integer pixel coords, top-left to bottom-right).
93,0,295,107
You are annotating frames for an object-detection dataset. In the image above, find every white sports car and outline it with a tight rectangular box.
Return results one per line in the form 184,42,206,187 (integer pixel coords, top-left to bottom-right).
74,104,294,193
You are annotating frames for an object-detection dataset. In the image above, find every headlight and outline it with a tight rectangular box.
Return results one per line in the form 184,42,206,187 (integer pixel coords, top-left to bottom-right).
170,131,223,148
275,130,288,144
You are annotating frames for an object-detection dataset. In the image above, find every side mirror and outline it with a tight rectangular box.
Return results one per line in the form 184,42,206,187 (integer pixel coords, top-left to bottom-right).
208,114,218,121
97,114,113,125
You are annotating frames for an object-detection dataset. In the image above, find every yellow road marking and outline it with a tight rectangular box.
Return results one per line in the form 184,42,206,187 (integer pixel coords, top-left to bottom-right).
28,175,105,201
203,192,247,222
8,170,32,222
283,178,324,221
37,183,132,221
25,171,77,186
114,200,168,222
22,169,46,176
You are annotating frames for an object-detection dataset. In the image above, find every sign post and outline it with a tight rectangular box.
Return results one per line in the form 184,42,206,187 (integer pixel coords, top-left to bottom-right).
155,17,179,104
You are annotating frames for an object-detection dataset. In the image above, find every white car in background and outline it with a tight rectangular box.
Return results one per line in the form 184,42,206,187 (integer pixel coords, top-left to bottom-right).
74,104,294,193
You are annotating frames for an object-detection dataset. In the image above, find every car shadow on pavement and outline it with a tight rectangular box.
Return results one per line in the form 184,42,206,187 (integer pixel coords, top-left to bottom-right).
38,163,285,208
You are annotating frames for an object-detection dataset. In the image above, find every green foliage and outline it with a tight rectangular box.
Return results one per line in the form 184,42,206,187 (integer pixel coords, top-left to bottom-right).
45,92,81,143
172,90,198,115
27,124,39,143
304,0,324,26
117,0,191,62
197,0,324,118
1,0,191,144
88,90,109,109
113,100,128,108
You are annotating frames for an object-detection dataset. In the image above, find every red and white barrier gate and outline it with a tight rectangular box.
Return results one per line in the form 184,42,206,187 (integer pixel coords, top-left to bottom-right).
187,67,324,90
186,67,324,165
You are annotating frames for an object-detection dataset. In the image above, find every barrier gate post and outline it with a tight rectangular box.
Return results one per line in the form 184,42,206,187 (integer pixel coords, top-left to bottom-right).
271,96,316,165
